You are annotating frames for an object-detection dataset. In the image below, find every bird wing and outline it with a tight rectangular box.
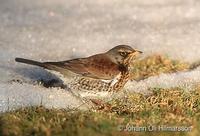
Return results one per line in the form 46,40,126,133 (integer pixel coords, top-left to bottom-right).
43,58,91,76
44,54,120,80
84,54,120,79
15,54,120,80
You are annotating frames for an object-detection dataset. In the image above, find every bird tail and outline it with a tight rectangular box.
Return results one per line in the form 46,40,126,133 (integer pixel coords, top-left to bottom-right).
15,58,48,68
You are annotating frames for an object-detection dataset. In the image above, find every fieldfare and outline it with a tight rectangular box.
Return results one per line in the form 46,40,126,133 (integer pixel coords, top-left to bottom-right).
15,45,142,98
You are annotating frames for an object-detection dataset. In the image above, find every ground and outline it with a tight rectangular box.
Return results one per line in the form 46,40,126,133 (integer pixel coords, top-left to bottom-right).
0,0,200,135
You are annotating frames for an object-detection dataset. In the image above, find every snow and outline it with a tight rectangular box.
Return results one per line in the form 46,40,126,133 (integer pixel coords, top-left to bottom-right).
0,0,200,112
126,68,200,94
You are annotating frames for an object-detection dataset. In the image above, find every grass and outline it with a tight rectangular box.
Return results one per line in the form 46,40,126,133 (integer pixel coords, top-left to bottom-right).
130,54,189,80
1,55,199,136
1,87,200,136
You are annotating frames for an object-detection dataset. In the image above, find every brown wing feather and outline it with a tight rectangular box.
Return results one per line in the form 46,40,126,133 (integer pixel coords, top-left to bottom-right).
45,54,120,80
16,54,120,80
84,54,120,79
43,59,90,76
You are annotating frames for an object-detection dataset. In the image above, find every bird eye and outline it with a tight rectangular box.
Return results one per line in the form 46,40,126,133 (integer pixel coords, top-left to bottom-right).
119,51,128,57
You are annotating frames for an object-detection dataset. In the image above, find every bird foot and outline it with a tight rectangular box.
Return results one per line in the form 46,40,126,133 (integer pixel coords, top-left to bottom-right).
90,99,111,110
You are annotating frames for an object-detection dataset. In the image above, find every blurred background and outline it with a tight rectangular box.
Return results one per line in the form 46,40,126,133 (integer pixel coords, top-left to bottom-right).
1,0,200,62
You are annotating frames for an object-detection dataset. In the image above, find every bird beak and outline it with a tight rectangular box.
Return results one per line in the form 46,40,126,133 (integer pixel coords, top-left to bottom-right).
129,50,143,57
123,50,143,65
136,50,143,54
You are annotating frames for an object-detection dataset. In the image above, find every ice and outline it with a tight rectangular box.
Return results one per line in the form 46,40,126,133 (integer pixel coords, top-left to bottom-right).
0,0,200,112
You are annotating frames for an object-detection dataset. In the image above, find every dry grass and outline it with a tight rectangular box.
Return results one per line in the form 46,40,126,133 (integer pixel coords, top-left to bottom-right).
1,87,199,136
130,54,189,80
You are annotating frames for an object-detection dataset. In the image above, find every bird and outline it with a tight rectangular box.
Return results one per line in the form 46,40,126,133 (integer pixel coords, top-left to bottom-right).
15,45,142,96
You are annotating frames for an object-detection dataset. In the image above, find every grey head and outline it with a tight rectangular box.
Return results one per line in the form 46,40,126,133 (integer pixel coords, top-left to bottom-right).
106,45,142,65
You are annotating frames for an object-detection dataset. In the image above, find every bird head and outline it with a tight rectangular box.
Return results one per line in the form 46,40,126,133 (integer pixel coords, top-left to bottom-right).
106,45,142,66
